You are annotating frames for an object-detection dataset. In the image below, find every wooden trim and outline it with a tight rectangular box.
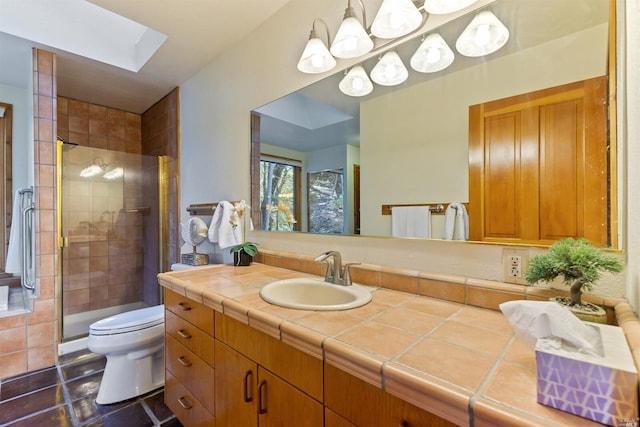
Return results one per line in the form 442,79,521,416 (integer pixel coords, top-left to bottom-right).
608,0,618,248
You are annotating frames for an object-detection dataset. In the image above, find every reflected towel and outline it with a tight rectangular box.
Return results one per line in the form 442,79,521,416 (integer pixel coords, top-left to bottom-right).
207,201,242,249
391,206,431,238
442,203,469,240
5,191,22,274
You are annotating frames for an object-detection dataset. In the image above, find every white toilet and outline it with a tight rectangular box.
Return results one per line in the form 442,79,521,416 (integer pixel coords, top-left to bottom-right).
87,304,165,404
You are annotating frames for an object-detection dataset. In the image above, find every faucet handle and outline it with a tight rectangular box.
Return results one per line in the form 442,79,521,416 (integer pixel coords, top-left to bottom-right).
342,263,361,286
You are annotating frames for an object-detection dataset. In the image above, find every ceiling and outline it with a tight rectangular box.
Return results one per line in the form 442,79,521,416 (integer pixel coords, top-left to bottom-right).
0,0,292,113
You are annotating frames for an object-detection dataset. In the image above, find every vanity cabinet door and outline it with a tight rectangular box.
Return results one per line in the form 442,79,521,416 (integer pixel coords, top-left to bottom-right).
257,367,323,427
214,341,258,427
324,363,456,427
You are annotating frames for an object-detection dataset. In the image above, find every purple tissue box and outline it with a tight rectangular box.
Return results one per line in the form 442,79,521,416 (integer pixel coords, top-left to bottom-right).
535,322,638,426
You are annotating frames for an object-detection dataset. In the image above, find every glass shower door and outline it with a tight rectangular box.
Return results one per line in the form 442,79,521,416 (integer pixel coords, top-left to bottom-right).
60,144,160,340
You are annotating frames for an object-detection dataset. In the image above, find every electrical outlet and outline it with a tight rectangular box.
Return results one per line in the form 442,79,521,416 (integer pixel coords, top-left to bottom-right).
503,249,528,284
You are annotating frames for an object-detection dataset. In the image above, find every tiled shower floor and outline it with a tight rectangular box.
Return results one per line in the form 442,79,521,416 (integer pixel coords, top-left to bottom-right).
0,349,182,426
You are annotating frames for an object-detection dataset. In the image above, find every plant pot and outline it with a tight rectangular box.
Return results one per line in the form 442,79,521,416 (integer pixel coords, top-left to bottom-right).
550,296,607,324
233,251,253,267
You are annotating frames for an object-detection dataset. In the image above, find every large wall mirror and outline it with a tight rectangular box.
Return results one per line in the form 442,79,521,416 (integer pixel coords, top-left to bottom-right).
251,0,617,247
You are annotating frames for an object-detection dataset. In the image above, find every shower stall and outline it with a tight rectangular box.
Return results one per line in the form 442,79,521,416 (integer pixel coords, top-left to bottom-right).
59,142,162,340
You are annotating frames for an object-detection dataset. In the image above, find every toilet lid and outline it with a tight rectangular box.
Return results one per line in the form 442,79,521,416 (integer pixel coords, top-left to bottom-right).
89,305,164,335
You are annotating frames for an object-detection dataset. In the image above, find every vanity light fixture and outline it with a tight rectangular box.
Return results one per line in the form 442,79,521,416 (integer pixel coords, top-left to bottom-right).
338,66,373,97
297,19,336,74
456,10,509,57
410,33,455,73
423,0,478,15
102,166,124,180
330,0,374,59
370,51,408,86
80,158,106,178
371,0,423,39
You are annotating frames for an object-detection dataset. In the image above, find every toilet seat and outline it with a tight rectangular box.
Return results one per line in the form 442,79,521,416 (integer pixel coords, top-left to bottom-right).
89,305,164,336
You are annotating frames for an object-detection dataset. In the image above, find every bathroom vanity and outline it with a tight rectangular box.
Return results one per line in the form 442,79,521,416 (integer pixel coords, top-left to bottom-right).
158,257,634,427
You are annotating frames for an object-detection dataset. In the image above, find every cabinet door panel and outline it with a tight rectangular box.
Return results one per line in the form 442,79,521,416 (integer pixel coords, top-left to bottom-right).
324,363,456,427
214,341,258,427
257,367,323,427
469,76,609,245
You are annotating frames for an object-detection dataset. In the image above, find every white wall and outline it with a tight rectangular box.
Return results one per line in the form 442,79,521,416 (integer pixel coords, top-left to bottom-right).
179,0,629,302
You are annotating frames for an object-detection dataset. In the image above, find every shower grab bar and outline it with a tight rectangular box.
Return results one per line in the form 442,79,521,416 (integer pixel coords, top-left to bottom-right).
18,187,36,292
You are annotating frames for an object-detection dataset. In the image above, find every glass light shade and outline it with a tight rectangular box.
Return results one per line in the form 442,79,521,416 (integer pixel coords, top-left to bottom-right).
423,0,478,15
80,164,103,178
330,16,374,58
370,51,408,86
410,33,455,73
371,0,423,39
456,10,509,57
297,37,336,73
103,166,124,180
339,66,373,97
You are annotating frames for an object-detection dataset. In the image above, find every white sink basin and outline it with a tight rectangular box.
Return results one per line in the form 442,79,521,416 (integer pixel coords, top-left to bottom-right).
259,278,372,311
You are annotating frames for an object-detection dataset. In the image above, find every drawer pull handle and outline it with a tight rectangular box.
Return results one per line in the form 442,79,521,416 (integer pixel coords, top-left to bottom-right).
178,396,193,410
178,356,192,367
178,302,192,311
177,329,192,339
243,370,253,403
399,422,409,427
258,380,267,414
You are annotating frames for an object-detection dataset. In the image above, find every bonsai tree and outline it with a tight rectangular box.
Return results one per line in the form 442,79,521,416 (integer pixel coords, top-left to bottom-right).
525,238,623,306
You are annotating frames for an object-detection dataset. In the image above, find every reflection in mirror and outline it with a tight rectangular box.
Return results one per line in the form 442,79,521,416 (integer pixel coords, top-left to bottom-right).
251,0,615,247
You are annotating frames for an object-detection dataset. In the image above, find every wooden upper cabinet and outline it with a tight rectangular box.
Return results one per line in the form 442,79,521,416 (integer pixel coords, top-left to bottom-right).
469,76,609,246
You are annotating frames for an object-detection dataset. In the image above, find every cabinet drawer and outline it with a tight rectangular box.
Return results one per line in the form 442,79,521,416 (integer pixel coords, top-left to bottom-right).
165,289,214,335
166,310,215,367
165,371,214,427
166,334,215,414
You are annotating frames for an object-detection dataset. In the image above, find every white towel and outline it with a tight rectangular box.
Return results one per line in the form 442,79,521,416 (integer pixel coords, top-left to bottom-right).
5,191,22,274
391,206,431,238
442,203,469,240
207,201,242,249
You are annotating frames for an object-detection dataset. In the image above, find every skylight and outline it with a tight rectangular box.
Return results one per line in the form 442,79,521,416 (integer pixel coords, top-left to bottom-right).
0,0,167,72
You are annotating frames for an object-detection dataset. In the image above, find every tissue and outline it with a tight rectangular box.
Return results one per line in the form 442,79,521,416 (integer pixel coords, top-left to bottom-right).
500,300,638,426
499,301,601,355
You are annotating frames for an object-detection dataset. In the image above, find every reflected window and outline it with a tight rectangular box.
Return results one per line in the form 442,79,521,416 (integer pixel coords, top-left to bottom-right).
259,160,299,231
308,169,344,234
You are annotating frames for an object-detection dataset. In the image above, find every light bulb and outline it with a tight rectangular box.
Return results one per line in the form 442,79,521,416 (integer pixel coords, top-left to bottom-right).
311,54,324,68
384,64,396,79
352,77,364,91
475,25,490,46
426,47,441,64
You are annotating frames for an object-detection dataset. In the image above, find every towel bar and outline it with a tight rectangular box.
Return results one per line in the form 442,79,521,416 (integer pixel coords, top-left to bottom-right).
381,203,468,215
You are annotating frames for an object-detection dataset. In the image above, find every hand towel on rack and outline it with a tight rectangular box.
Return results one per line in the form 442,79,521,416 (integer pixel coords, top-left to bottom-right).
442,203,469,240
391,206,432,238
5,191,23,274
207,201,242,249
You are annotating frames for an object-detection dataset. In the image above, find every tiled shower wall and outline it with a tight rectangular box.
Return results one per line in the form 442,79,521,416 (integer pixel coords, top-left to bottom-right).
0,49,180,380
57,97,145,318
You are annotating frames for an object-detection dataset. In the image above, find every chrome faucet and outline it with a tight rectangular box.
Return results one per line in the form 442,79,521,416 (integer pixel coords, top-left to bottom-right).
314,251,360,286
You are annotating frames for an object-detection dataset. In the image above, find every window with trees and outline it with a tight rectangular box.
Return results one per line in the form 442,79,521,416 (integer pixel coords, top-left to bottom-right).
308,169,344,234
259,160,299,231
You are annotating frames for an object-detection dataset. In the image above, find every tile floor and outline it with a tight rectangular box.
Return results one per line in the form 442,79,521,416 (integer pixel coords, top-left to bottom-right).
0,348,182,426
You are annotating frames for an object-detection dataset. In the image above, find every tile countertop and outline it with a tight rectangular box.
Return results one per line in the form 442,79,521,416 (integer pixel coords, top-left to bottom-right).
158,263,625,427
